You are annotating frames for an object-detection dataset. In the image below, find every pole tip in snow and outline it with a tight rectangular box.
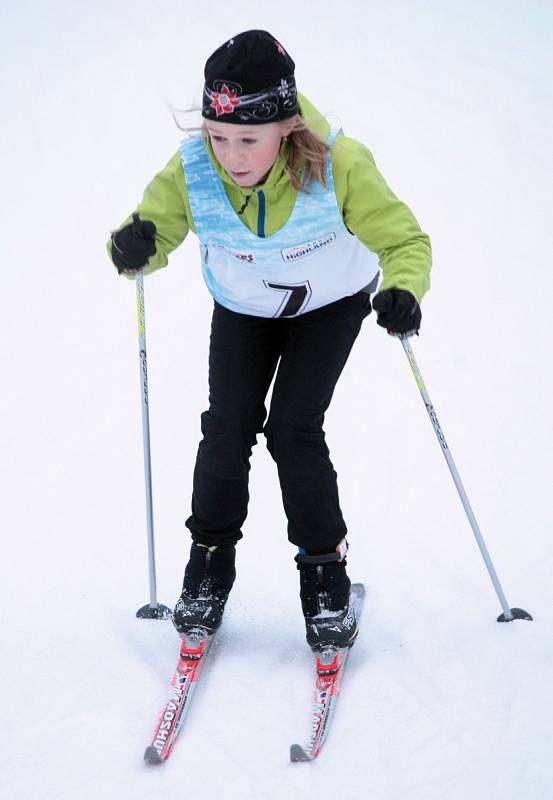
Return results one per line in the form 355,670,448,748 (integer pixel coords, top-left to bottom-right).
136,603,172,620
497,607,533,623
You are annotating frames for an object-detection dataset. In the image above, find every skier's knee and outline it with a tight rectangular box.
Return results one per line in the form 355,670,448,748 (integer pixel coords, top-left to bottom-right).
200,408,264,444
264,412,323,460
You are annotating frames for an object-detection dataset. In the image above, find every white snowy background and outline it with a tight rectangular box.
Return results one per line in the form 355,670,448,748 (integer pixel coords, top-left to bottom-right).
2,1,552,798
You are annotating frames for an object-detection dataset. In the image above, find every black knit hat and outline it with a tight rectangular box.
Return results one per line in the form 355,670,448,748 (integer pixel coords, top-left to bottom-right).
202,30,298,124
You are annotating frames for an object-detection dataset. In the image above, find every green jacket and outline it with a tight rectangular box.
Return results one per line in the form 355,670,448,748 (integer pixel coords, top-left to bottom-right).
108,95,431,303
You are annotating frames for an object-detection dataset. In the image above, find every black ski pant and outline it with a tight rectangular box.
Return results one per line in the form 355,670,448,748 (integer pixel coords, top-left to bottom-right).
185,291,372,552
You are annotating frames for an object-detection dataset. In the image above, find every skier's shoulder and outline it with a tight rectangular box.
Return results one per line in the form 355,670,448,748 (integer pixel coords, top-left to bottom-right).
330,132,377,178
297,93,378,188
139,149,188,207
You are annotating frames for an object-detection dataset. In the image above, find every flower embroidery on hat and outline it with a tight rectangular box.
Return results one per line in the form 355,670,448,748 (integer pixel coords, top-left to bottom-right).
274,40,286,56
278,79,290,98
210,84,241,117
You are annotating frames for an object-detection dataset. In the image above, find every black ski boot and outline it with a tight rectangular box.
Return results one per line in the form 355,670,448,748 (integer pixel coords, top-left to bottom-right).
172,543,236,636
296,539,358,651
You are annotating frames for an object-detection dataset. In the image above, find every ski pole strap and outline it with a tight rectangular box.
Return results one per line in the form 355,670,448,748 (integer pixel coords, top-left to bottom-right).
295,538,348,565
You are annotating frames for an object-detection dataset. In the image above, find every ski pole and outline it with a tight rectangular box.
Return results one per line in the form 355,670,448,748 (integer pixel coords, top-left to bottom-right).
399,335,532,623
134,270,171,620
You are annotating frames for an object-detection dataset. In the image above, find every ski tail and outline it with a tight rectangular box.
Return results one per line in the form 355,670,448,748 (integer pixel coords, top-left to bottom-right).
290,743,312,762
144,632,213,763
291,583,365,762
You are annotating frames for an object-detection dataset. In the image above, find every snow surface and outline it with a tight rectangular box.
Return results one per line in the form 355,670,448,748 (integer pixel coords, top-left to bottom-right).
2,2,553,798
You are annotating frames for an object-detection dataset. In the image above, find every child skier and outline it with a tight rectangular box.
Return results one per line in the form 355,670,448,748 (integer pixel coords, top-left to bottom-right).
108,30,431,651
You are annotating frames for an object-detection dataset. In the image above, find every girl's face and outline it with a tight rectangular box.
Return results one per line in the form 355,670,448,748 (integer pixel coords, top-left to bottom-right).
206,120,291,188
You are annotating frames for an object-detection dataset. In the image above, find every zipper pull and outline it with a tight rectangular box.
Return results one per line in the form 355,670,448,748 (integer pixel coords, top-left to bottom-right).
237,194,252,215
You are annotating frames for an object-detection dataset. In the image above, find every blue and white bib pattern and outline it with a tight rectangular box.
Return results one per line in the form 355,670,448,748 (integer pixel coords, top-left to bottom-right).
180,131,379,317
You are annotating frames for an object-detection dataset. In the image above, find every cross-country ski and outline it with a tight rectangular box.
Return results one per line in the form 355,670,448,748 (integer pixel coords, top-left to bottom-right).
144,631,214,763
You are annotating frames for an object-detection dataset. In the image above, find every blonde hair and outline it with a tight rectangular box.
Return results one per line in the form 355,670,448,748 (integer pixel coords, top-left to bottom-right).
282,115,329,192
172,108,330,193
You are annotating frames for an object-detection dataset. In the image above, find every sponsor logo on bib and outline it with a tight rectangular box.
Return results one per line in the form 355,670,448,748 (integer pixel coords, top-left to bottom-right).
213,244,256,264
281,232,336,262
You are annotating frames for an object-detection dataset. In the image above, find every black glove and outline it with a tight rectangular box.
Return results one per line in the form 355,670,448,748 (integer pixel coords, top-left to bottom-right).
111,213,157,273
372,289,421,335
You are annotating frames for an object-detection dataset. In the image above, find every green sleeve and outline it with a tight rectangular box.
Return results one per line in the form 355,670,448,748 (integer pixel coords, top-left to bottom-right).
106,151,191,277
332,136,432,303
